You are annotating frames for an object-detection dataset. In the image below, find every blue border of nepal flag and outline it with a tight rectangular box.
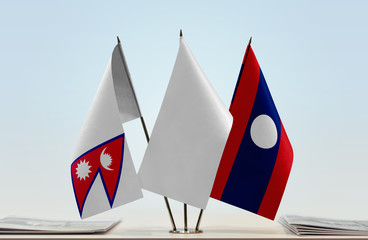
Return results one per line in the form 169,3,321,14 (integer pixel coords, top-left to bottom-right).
71,134,125,217
211,44,293,220
71,43,143,219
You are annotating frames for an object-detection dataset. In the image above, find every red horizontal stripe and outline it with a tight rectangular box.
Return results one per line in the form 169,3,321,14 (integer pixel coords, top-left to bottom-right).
257,121,293,220
211,46,260,200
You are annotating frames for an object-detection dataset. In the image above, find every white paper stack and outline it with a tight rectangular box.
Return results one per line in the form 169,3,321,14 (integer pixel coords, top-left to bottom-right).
280,215,368,236
0,216,119,234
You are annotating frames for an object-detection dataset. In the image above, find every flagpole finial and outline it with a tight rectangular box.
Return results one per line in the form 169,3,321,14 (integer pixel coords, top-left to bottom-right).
117,36,121,44
180,29,183,37
248,36,252,46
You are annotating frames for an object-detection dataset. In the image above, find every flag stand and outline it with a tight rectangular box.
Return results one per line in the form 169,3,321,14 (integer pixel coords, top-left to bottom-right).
169,204,203,234
116,36,178,232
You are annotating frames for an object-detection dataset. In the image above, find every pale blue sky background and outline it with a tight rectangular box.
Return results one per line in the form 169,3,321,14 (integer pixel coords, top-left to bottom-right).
1,0,368,223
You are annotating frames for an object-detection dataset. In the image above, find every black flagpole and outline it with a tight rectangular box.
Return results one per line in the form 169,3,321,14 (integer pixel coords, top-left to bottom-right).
117,36,177,232
139,116,177,231
194,36,253,233
195,209,203,231
179,29,204,233
180,29,190,233
245,36,252,61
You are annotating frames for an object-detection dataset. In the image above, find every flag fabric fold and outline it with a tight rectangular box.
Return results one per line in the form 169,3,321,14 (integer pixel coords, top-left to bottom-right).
138,37,233,210
71,43,143,219
211,44,293,220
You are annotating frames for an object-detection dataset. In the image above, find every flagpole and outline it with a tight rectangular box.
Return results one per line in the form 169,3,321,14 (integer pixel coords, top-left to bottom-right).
180,29,204,233
116,36,177,232
179,29,203,234
195,37,253,232
197,36,253,232
229,36,252,110
195,37,252,231
179,29,190,233
184,203,188,232
195,209,203,231
139,116,177,231
245,36,252,59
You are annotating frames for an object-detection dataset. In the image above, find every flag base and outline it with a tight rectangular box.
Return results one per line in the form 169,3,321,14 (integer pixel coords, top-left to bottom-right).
169,229,203,234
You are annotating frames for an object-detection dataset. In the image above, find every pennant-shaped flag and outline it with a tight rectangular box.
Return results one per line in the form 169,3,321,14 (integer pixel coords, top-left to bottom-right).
71,42,143,218
211,43,293,220
138,37,233,210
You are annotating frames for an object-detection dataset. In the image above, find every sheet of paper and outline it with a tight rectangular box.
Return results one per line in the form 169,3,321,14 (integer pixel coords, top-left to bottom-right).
280,215,368,236
0,216,120,234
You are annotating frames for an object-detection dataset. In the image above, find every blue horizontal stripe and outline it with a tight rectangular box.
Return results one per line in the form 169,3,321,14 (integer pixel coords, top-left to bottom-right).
220,69,281,214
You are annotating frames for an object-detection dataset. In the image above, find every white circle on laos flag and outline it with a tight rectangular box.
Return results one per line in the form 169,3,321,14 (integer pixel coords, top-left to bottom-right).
250,114,278,149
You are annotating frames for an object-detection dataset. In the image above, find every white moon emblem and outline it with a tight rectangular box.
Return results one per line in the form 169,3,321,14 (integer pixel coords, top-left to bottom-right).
100,147,113,171
250,114,278,149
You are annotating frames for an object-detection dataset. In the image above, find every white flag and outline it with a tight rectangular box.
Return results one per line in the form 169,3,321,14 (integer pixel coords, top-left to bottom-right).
71,43,143,219
138,37,232,209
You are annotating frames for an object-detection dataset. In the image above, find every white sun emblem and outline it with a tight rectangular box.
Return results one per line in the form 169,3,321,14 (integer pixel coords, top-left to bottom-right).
76,159,92,180
100,147,113,171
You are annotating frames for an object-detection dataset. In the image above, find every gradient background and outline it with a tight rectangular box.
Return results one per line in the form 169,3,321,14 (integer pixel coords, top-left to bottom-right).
1,0,368,223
